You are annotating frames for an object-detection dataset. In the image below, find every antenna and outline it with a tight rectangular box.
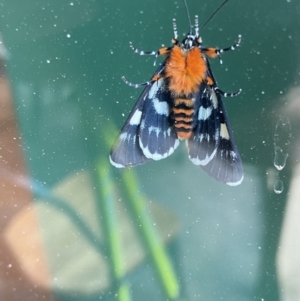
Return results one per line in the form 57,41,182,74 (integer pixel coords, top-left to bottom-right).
183,0,193,33
200,0,229,30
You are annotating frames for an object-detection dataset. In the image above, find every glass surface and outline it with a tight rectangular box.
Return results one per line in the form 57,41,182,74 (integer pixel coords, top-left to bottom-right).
0,0,299,300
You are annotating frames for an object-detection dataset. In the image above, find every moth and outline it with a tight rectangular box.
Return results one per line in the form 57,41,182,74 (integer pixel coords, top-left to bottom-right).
110,2,243,186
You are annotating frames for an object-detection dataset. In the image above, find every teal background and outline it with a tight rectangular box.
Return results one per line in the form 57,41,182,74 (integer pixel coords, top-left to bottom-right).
1,0,300,300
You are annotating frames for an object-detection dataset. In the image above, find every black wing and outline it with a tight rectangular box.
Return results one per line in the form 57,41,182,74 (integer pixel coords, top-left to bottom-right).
109,84,150,167
187,87,243,186
110,65,179,168
187,85,220,166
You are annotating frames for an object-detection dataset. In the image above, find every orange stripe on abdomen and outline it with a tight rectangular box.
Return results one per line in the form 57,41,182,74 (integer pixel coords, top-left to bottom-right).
172,98,195,140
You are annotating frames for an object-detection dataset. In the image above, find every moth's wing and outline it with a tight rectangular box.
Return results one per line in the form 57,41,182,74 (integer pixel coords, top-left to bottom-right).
187,87,243,185
110,62,179,167
138,77,179,160
109,82,152,167
201,90,243,185
187,85,220,166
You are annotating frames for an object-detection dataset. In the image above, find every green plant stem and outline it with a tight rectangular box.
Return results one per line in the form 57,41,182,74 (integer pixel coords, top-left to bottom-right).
96,158,131,301
121,168,180,300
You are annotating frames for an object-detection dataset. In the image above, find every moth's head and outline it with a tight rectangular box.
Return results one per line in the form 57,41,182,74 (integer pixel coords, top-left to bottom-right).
181,33,202,49
171,15,202,50
172,15,202,50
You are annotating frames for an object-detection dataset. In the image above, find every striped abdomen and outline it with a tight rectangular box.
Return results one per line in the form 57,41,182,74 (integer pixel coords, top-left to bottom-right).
172,98,195,139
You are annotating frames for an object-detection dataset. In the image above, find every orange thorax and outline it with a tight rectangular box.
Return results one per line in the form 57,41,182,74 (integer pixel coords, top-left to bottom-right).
165,46,207,96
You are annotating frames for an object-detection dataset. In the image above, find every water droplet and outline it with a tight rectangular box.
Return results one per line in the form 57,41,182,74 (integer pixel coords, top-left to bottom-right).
274,180,284,194
273,116,291,171
274,146,288,170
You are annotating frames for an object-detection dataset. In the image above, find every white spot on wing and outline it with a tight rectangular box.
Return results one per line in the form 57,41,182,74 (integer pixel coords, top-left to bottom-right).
153,98,169,115
198,106,212,121
210,90,218,109
139,136,180,160
188,148,217,166
215,128,220,141
139,127,179,161
230,150,237,159
148,78,163,99
148,126,161,137
119,132,130,142
220,123,230,140
129,109,142,125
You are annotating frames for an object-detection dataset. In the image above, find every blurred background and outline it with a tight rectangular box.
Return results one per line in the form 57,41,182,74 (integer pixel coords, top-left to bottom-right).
0,0,300,300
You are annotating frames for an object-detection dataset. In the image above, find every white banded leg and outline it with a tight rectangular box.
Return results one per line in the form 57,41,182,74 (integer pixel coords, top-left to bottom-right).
213,86,242,97
202,35,242,64
216,35,242,64
122,76,153,88
129,41,159,56
129,42,171,66
218,34,242,53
